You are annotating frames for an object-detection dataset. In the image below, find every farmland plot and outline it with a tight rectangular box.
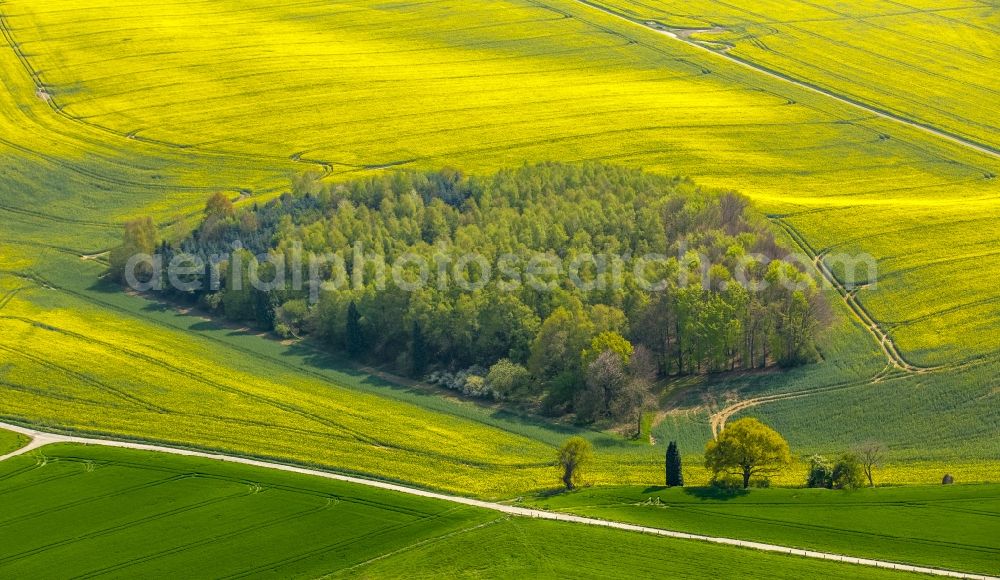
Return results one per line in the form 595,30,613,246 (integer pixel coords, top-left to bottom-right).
0,0,996,492
0,444,939,579
589,0,1000,150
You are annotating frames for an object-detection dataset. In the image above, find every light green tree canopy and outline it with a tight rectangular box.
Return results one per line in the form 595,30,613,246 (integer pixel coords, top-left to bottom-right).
581,331,633,368
557,436,593,490
704,418,791,488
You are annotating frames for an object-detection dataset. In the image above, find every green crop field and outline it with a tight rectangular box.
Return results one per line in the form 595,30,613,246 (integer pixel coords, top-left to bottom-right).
0,444,926,579
344,518,917,579
526,484,1000,576
0,428,27,456
0,0,997,503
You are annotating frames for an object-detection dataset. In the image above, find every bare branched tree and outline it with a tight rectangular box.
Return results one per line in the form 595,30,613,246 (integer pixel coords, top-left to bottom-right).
856,441,885,487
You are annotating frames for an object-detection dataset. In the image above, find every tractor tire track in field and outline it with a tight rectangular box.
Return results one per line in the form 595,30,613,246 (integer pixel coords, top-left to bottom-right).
0,203,117,228
76,500,337,579
673,503,1000,555
0,238,97,261
0,487,253,567
708,368,897,437
0,8,338,181
708,213,943,434
73,455,436,519
0,473,193,528
0,342,167,413
770,217,934,373
220,508,453,580
0,315,388,449
692,0,1000,142
0,134,216,195
0,378,115,408
568,0,1000,159
332,517,506,578
0,422,994,580
13,269,557,463
0,285,26,311
0,310,551,471
0,461,83,494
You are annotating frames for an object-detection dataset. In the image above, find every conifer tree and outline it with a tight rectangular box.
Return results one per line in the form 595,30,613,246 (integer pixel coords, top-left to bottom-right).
666,440,684,487
346,301,364,357
410,321,429,378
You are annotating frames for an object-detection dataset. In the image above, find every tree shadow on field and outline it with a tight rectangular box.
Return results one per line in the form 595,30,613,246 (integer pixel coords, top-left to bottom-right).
282,340,600,439
489,409,581,437
682,486,750,501
102,285,649,447
187,319,231,332
535,487,574,499
284,341,435,396
87,277,123,295
588,433,638,450
142,301,174,314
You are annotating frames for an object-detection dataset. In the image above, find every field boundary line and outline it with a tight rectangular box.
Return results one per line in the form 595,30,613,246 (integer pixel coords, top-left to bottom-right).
328,518,507,577
769,217,930,373
565,0,1000,159
707,211,937,433
0,421,995,580
0,8,338,181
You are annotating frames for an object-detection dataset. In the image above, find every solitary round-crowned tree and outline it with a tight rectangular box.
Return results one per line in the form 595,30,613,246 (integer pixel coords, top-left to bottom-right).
558,436,593,490
704,418,791,488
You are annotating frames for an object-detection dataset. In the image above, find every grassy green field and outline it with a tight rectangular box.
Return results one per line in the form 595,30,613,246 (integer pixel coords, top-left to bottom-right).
0,428,27,456
344,518,916,579
526,484,1000,576
0,0,997,497
0,444,928,579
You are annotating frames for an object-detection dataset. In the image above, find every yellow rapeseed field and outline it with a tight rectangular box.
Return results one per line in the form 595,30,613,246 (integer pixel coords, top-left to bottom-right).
0,0,996,494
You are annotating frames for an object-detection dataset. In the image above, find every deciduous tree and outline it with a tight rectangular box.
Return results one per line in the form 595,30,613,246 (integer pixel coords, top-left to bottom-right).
856,441,885,488
577,350,627,423
558,436,593,490
704,418,791,488
582,331,633,368
831,453,865,489
485,359,531,401
109,217,158,284
346,301,364,357
806,454,833,488
205,192,235,219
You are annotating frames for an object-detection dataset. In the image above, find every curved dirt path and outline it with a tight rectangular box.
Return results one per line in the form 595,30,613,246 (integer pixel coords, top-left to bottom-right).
0,422,994,579
565,0,963,434
770,217,933,374
569,0,999,159
707,214,943,434
708,366,895,437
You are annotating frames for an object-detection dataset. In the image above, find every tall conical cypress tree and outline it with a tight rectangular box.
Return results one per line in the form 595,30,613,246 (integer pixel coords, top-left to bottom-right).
346,301,364,358
410,321,428,378
666,441,684,487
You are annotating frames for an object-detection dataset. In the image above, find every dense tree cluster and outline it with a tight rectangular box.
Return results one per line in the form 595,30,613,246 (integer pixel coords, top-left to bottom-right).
806,453,865,489
808,441,884,489
112,163,827,423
